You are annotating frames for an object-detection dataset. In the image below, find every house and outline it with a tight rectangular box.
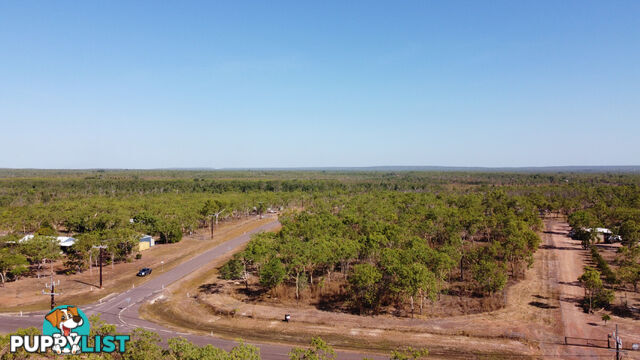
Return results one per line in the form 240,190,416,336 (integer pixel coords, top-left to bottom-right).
593,228,612,235
138,235,155,251
57,237,77,248
18,234,77,248
583,228,613,243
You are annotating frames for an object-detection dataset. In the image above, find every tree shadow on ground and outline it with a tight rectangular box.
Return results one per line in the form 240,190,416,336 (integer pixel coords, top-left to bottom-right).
314,293,351,313
236,286,267,300
558,295,583,305
611,304,640,320
529,301,558,309
543,230,568,236
72,279,98,288
198,282,223,294
594,244,620,251
540,244,577,251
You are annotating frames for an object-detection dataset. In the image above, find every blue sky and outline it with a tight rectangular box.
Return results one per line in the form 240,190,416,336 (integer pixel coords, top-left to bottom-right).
1,1,639,168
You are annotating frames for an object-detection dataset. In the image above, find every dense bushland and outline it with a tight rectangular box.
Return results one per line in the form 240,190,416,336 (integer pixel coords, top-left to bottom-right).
2,170,640,312
225,190,542,315
0,173,299,281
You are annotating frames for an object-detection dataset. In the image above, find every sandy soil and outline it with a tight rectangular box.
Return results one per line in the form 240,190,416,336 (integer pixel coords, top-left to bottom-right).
0,216,275,312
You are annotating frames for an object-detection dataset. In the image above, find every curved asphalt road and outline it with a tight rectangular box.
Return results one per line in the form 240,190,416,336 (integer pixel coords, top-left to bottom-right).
0,219,380,360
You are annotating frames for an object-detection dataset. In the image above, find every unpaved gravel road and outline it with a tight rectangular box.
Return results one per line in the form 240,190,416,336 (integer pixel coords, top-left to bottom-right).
544,219,640,359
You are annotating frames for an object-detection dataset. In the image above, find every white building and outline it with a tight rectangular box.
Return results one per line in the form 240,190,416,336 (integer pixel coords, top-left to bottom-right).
18,234,77,248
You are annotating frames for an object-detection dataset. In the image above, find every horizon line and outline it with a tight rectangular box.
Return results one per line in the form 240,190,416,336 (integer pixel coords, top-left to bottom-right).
2,165,640,173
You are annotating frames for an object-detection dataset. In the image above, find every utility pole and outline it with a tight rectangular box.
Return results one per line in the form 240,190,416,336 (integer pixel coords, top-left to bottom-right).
215,209,224,225
42,273,60,310
92,245,108,289
209,209,225,239
614,324,621,360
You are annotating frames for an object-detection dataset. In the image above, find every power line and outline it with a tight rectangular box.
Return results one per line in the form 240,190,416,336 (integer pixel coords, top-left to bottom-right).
41,272,60,310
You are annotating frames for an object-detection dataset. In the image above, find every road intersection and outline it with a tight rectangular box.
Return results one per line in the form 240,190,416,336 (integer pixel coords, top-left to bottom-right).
0,219,376,359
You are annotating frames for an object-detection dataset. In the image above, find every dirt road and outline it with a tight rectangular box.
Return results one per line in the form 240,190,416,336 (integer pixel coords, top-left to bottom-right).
544,219,639,359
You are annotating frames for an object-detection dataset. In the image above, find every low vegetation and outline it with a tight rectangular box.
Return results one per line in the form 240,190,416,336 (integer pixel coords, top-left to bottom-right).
578,266,614,313
0,317,428,360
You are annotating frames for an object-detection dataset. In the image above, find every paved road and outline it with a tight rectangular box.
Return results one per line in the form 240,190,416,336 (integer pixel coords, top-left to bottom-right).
0,219,378,360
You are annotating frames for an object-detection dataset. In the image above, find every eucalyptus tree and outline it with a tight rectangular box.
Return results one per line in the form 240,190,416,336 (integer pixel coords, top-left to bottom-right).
472,260,507,295
619,220,640,248
618,263,640,292
259,257,286,290
579,266,607,313
0,248,28,285
19,235,62,276
348,263,382,314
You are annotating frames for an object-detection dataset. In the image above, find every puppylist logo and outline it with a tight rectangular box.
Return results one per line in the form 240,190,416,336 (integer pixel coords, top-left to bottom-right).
10,305,129,355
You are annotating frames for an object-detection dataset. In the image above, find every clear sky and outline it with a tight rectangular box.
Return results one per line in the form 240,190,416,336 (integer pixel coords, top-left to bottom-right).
1,1,639,169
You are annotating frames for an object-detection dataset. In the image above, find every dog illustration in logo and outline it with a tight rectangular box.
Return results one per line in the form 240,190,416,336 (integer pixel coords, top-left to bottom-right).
45,306,84,354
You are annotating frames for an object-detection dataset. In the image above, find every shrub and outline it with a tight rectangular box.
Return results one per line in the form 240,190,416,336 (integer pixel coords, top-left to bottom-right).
289,337,335,360
259,258,286,289
220,258,244,280
35,223,57,236
348,263,382,313
593,288,615,309
390,347,429,360
472,260,507,295
590,246,616,284
158,222,183,243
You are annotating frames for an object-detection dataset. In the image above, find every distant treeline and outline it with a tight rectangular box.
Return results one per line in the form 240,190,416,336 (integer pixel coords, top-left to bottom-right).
2,169,640,206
